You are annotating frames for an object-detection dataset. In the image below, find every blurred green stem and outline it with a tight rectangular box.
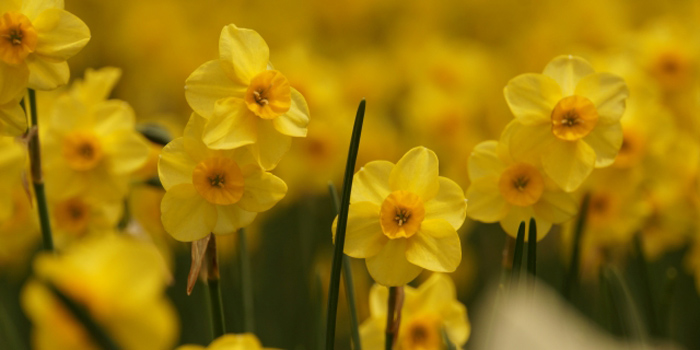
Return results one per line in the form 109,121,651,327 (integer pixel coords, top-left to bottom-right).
527,218,537,293
325,100,366,350
238,228,255,333
207,235,225,339
329,182,362,350
633,234,659,337
563,193,591,301
509,222,526,292
385,286,404,350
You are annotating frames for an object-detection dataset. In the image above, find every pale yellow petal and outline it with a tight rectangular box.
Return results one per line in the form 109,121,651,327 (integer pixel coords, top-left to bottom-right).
212,204,257,235
210,333,263,350
415,273,456,311
542,55,595,96
272,88,309,137
582,122,623,167
359,318,385,350
20,0,63,19
442,302,470,347
92,100,135,136
75,67,121,104
424,177,466,230
465,177,509,222
32,8,90,61
218,24,270,84
500,120,555,164
237,165,287,212
47,94,84,133
368,283,389,317
183,113,211,162
504,73,561,125
175,346,205,350
26,56,68,90
350,160,393,205
406,219,461,272
158,138,196,190
499,205,552,241
542,140,596,192
332,201,387,258
533,190,578,224
161,184,217,241
248,120,291,170
366,239,422,286
468,140,505,181
0,63,29,103
389,146,439,200
185,60,246,118
202,98,257,149
104,131,149,174
0,102,27,136
575,73,629,125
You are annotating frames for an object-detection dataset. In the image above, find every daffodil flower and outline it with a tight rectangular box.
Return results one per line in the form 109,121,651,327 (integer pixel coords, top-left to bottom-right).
334,147,467,286
176,333,270,350
185,24,310,170
502,55,629,192
0,0,90,91
466,140,578,240
158,114,287,242
0,60,25,135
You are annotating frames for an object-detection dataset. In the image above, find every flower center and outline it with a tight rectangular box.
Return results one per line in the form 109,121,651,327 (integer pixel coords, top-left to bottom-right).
587,192,618,227
380,190,425,239
614,127,645,168
498,162,544,207
62,132,104,171
401,314,441,350
244,70,292,120
54,198,91,234
0,12,38,65
192,157,245,205
652,50,691,90
550,95,599,141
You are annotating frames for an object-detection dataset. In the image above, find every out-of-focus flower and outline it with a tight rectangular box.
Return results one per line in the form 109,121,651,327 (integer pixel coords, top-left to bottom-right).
49,193,122,250
176,333,270,350
158,114,287,241
502,55,629,192
0,0,90,90
21,234,178,350
466,140,578,240
0,62,25,136
333,147,466,286
185,24,310,170
42,67,149,201
359,273,470,350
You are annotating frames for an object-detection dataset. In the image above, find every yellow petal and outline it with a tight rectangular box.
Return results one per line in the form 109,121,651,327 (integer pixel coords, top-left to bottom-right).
465,177,508,222
92,100,135,136
104,131,149,175
210,333,263,350
366,238,422,286
75,67,121,104
202,98,257,149
237,165,287,212
32,8,90,61
575,72,629,125
351,160,393,204
359,318,385,350
47,94,84,133
389,146,439,200
582,122,623,167
333,201,387,258
175,346,205,350
185,60,246,118
0,63,29,103
542,55,595,96
406,219,461,272
218,24,270,84
272,88,309,137
468,140,505,181
415,273,456,310
368,283,389,317
504,73,561,125
0,102,27,136
20,0,64,20
424,177,466,230
533,190,578,224
183,113,212,162
158,138,196,190
26,55,68,90
212,204,256,235
542,140,596,192
442,302,470,346
500,121,555,164
499,205,552,241
248,120,291,171
161,184,217,241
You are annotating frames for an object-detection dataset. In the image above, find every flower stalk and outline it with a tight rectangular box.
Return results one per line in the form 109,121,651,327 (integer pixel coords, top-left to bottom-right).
238,228,255,333
527,218,537,292
385,286,404,350
206,235,225,339
509,222,526,291
564,193,591,301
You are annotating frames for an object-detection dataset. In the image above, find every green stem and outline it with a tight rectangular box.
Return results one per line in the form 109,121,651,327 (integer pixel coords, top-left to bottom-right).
527,218,537,291
633,235,659,337
207,235,225,339
563,193,591,301
329,182,362,350
238,228,255,333
509,222,526,292
325,99,366,350
26,89,53,251
385,286,403,350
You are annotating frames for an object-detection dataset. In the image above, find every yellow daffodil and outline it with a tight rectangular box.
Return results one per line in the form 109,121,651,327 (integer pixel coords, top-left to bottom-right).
466,140,578,240
158,113,287,242
502,55,629,192
176,333,270,350
42,68,149,201
0,62,25,136
21,234,178,350
0,0,90,91
360,273,470,350
333,147,466,286
185,24,310,170
50,193,122,250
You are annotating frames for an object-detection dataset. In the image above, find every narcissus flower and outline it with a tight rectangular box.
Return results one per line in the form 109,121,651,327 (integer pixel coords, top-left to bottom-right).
360,273,470,350
0,0,90,90
158,113,287,242
0,62,25,136
466,140,578,240
333,147,466,286
50,193,122,250
176,333,270,350
185,24,310,170
502,55,629,192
